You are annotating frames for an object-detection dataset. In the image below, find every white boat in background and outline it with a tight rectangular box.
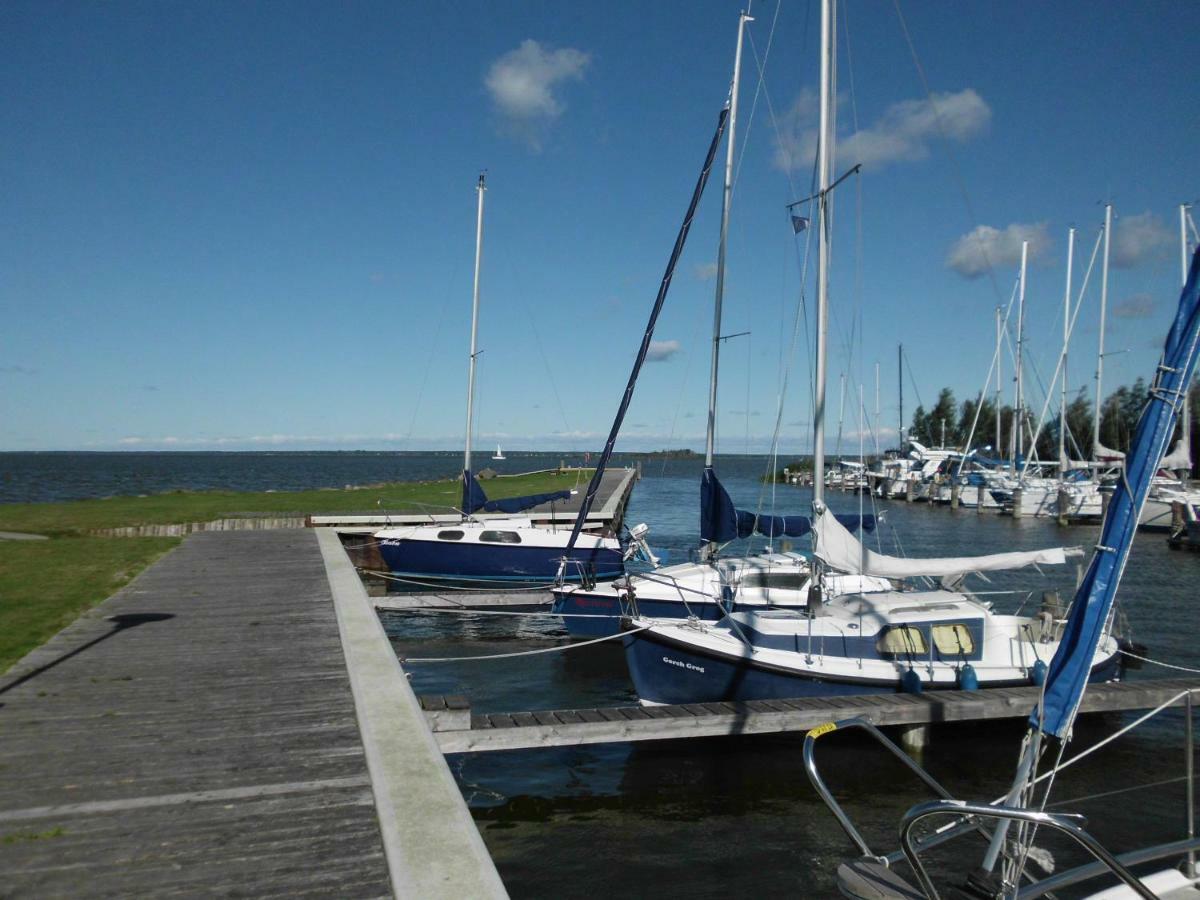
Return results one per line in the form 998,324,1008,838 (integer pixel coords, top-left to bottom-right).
491,444,505,460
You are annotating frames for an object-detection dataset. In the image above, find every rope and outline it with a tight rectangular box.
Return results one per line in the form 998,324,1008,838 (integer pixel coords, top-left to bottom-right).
1119,648,1200,675
1045,775,1190,810
401,624,649,663
363,569,558,593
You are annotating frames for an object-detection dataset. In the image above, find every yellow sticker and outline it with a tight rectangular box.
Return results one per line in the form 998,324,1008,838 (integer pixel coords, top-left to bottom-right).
806,722,838,739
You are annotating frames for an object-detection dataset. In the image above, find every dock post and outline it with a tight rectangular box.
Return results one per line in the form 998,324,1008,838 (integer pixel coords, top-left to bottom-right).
905,480,915,503
977,484,987,513
1012,487,1023,518
950,481,960,509
897,723,928,761
1057,488,1071,527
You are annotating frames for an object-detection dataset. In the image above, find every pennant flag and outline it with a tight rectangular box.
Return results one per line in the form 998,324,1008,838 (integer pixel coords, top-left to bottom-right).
791,215,809,233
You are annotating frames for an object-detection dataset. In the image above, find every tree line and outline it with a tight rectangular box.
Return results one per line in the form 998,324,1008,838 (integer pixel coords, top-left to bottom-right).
908,381,1199,466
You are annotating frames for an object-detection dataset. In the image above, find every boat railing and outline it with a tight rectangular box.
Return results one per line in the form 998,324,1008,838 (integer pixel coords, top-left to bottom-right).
899,801,1157,900
805,695,1199,898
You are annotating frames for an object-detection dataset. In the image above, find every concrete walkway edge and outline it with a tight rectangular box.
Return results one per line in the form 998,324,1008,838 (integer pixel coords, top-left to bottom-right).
316,528,508,899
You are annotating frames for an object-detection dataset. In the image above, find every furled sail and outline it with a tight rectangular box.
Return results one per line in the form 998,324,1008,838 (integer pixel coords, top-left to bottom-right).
1093,440,1126,462
462,470,569,515
1035,247,1200,739
812,503,1071,579
702,470,875,542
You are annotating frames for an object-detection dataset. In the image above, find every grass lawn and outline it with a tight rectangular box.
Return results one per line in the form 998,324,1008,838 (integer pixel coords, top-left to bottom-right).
0,536,180,673
0,469,593,536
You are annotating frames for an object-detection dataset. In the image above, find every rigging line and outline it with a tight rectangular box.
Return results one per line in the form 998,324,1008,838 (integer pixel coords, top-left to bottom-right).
1045,775,1190,810
902,347,925,414
734,1,783,188
402,624,650,663
890,0,1006,309
385,606,628,620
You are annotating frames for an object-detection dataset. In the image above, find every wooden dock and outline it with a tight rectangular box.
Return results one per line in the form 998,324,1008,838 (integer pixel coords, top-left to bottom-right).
0,529,504,899
417,677,1200,754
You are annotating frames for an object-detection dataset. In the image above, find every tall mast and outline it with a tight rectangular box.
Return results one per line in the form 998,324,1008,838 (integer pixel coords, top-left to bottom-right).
1015,241,1028,466
835,372,846,461
1059,228,1075,472
1095,203,1112,458
812,0,835,506
874,362,881,456
995,306,1002,456
1183,203,1191,288
700,9,750,560
898,344,904,449
464,172,486,483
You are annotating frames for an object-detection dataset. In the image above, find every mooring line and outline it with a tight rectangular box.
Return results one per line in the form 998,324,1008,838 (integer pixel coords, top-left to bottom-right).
401,625,648,663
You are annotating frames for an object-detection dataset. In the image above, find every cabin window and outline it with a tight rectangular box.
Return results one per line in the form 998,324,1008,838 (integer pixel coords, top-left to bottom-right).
932,624,975,656
480,530,521,544
877,625,927,655
739,573,808,591
437,530,465,541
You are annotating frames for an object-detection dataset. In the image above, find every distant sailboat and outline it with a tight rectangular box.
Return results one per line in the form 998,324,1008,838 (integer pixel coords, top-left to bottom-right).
374,173,623,586
492,444,505,460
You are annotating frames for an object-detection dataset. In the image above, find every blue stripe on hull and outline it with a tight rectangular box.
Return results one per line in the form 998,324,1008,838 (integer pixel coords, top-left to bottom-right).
622,627,1124,706
551,592,727,638
378,540,623,584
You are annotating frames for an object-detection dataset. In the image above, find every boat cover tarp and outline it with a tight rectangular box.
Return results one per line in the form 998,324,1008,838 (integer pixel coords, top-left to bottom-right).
1160,436,1192,471
1035,248,1200,740
462,470,570,515
561,106,729,560
1094,441,1126,462
701,468,876,541
812,504,1070,579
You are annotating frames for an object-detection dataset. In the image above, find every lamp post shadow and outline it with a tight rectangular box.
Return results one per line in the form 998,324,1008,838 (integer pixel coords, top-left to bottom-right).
0,613,175,701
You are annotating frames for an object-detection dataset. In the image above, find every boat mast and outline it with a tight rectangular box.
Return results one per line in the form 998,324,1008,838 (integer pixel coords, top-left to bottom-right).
700,9,750,560
812,0,835,507
463,172,486,489
995,306,1002,457
1095,203,1112,458
1060,228,1075,472
897,344,904,449
1182,204,1193,475
1014,241,1028,467
874,362,881,456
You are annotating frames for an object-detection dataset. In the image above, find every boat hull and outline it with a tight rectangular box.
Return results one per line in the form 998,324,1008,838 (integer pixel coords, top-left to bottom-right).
551,591,727,638
378,539,624,585
622,625,1123,705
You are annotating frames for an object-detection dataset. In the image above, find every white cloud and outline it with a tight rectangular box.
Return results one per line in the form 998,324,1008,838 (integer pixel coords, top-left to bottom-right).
774,88,989,172
646,339,681,362
1113,292,1155,318
946,222,1052,279
485,40,590,150
1112,211,1172,268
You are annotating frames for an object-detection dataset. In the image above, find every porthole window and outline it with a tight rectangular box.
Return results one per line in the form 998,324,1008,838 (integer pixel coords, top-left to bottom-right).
437,530,465,541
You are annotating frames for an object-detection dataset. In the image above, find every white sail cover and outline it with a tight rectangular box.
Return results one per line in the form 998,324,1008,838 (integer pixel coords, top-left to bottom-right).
813,506,1071,579
1160,437,1192,471
1094,440,1126,462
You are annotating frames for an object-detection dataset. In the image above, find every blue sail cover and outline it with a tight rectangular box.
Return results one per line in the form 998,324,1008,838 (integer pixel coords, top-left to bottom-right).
701,469,876,541
461,470,570,515
1034,248,1200,739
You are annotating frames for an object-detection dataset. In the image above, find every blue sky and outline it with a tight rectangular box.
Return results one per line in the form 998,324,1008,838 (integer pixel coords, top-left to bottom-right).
2,0,1195,453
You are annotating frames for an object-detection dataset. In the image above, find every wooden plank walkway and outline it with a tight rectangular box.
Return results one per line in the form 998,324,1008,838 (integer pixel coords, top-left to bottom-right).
420,677,1200,754
0,529,505,898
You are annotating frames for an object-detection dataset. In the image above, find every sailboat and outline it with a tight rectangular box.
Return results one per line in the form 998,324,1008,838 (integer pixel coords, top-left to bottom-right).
618,0,1119,702
374,174,624,586
551,11,880,637
492,444,506,461
805,245,1200,900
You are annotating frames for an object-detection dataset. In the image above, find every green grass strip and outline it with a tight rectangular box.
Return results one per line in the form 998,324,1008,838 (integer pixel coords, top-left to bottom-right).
0,470,593,536
0,536,180,673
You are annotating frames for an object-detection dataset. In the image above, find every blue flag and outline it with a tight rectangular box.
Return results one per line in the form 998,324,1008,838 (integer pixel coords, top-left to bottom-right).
791,215,809,233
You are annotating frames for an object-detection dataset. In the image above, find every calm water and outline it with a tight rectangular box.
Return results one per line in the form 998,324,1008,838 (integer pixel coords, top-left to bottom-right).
8,451,1197,895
